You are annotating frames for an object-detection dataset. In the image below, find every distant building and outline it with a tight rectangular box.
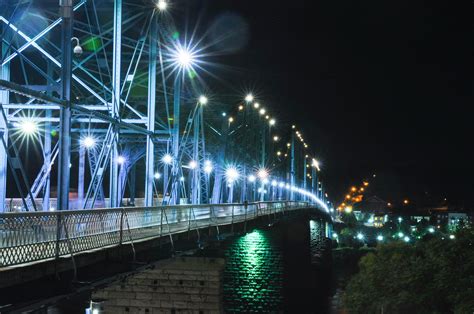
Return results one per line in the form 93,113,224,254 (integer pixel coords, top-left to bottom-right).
353,196,390,227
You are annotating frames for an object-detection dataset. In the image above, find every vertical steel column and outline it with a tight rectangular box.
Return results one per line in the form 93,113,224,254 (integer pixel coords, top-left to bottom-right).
77,123,86,209
303,156,307,199
170,77,181,204
191,105,202,204
0,32,9,212
261,123,265,167
241,165,247,202
311,166,317,196
110,0,122,207
43,61,53,211
290,131,295,200
144,12,157,207
57,0,73,211
129,164,136,205
211,117,229,204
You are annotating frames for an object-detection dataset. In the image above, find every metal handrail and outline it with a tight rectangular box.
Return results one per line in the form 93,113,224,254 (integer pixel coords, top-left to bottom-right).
0,201,314,267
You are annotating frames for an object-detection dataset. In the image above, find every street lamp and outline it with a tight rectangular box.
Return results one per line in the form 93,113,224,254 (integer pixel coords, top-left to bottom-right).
203,160,213,174
225,167,239,183
245,94,254,103
198,95,208,105
156,0,167,10
18,120,38,135
154,172,161,179
188,160,197,169
162,153,173,165
81,136,96,149
117,156,126,165
257,168,268,180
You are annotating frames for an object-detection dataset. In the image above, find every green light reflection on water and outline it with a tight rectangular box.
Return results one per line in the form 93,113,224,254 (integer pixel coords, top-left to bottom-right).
224,229,283,311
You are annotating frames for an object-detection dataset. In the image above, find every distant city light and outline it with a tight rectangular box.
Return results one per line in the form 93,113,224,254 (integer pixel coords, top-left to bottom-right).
356,233,364,240
398,232,404,238
269,119,276,126
344,206,352,213
449,234,455,239
403,236,410,242
154,172,161,179
259,108,266,115
376,235,384,241
273,136,279,142
248,175,256,183
428,227,435,233
253,102,260,109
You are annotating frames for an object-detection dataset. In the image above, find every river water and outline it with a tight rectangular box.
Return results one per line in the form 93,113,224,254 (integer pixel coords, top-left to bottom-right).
36,218,345,313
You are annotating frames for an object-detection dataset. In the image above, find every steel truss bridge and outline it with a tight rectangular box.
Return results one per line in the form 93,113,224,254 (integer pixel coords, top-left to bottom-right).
0,0,335,261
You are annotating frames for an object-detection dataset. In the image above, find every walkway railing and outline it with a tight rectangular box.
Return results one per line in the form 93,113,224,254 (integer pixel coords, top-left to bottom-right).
0,201,310,267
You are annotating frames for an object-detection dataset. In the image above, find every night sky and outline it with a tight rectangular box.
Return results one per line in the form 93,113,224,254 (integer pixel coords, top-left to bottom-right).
188,0,473,207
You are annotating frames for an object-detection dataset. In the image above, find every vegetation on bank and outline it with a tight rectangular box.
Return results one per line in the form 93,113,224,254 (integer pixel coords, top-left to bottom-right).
342,227,474,314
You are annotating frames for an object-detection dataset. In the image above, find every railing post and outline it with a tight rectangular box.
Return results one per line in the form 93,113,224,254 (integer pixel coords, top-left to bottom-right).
55,211,61,262
231,204,234,233
243,202,248,233
119,207,124,246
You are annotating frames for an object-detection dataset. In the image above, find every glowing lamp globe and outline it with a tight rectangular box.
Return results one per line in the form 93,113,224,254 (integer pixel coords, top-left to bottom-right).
19,120,38,135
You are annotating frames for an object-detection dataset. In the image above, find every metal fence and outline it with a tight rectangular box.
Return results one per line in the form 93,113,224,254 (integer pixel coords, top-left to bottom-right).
0,201,310,267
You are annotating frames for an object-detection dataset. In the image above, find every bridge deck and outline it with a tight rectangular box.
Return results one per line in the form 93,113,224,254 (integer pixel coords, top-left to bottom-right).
0,201,316,268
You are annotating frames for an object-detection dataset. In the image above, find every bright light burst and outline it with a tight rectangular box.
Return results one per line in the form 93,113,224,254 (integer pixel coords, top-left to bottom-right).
257,168,268,180
169,42,200,72
162,153,173,165
225,166,239,183
156,0,167,11
204,160,213,174
117,156,126,165
245,94,254,102
18,119,38,135
198,95,208,105
81,136,96,149
188,160,198,169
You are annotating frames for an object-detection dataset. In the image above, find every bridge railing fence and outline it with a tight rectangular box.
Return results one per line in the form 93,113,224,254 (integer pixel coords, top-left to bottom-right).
0,201,311,267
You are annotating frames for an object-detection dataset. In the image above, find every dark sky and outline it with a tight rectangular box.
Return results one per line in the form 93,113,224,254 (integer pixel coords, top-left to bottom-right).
195,0,473,207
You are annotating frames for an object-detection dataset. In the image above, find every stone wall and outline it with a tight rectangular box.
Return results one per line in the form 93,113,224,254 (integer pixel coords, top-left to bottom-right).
92,257,225,314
